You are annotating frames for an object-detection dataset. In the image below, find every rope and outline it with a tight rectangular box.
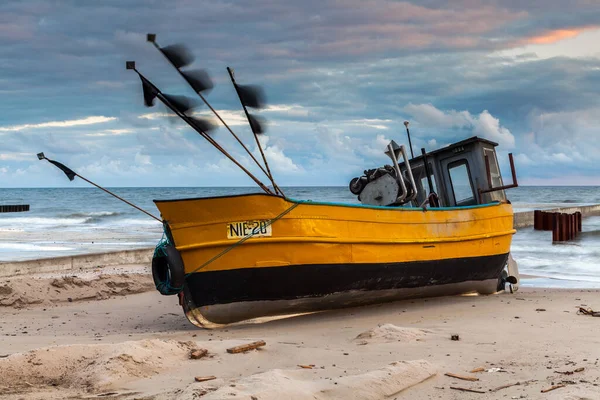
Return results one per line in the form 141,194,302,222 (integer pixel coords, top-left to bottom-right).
155,278,182,295
185,202,300,277
153,233,170,257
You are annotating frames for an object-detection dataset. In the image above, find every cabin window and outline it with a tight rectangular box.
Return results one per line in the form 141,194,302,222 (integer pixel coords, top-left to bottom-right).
421,172,438,196
448,160,476,206
483,148,506,201
411,163,437,206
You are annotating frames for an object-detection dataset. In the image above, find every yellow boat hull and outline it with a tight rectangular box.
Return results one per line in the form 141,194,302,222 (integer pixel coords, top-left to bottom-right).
154,194,515,327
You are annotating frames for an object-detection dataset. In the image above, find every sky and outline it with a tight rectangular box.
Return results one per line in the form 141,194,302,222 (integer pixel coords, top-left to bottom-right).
1,0,600,188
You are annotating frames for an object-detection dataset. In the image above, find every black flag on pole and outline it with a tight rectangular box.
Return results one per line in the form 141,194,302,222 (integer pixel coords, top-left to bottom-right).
37,152,76,181
141,78,158,107
227,68,267,135
181,69,213,94
47,159,77,181
159,44,194,69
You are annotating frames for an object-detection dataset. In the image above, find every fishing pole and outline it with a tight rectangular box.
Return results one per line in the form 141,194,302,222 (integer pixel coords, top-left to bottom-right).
126,62,273,194
146,34,284,196
37,152,162,222
226,66,281,195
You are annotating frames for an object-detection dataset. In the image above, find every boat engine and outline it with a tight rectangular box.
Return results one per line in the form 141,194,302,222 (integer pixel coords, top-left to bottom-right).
349,140,418,207
349,165,415,207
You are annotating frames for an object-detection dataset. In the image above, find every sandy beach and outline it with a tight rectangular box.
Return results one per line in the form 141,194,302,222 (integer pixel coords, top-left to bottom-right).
1,266,599,400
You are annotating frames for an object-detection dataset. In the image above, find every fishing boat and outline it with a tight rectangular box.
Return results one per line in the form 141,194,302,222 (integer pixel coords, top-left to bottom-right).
39,34,521,328
152,136,520,327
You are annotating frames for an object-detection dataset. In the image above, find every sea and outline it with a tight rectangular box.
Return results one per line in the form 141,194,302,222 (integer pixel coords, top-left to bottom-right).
1,186,600,288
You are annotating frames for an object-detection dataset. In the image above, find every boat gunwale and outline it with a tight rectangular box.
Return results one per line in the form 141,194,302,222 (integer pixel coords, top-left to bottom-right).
154,192,506,212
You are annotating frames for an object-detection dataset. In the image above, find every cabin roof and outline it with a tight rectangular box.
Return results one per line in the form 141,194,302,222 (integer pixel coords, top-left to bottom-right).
408,136,498,163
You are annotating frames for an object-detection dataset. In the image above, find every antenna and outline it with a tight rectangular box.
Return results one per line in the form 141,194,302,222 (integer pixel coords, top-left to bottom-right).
404,121,414,159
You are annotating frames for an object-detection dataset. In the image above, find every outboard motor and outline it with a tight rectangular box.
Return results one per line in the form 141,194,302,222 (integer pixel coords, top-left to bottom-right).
349,140,418,207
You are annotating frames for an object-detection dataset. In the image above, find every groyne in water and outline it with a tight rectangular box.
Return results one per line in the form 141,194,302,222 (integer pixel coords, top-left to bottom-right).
2,204,600,278
512,204,600,229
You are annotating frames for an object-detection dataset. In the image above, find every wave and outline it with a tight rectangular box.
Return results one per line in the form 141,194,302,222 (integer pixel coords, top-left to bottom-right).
59,211,123,219
0,242,73,252
0,214,158,229
57,211,125,224
0,217,87,227
522,273,600,284
111,218,163,228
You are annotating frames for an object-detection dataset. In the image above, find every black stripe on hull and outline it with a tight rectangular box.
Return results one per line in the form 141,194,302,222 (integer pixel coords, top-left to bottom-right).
184,253,509,307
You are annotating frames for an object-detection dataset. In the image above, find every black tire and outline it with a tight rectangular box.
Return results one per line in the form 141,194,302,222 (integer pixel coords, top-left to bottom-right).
152,244,186,296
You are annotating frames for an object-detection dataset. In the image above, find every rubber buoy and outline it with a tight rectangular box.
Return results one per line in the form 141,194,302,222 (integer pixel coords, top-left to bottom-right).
152,244,186,296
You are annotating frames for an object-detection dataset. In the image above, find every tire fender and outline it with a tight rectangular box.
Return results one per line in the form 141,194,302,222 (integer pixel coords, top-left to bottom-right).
152,244,185,296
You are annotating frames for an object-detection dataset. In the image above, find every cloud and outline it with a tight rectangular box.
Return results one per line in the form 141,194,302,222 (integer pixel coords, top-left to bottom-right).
526,27,595,45
0,116,117,132
254,135,301,174
93,80,126,88
403,103,471,128
551,153,572,163
135,152,151,165
264,104,310,117
471,110,515,148
139,110,248,127
0,152,32,161
263,145,301,173
347,119,392,130
403,104,515,148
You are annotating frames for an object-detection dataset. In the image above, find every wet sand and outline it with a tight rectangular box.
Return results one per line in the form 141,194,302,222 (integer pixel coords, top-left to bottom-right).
1,269,600,399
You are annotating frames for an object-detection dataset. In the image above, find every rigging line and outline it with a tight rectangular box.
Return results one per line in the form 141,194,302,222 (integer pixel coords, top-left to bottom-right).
38,153,161,221
197,90,284,196
157,91,274,195
226,67,282,196
133,68,273,194
75,175,162,222
148,39,284,196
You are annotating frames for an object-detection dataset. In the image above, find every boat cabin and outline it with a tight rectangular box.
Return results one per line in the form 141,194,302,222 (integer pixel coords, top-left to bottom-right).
349,136,517,208
403,137,511,207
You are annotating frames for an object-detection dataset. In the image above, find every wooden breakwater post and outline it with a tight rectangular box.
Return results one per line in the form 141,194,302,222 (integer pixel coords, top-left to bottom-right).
0,205,30,213
534,210,558,231
550,211,582,243
535,210,582,242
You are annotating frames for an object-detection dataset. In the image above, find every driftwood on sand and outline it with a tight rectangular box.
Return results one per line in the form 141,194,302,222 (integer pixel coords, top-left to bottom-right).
444,372,479,382
226,340,266,354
